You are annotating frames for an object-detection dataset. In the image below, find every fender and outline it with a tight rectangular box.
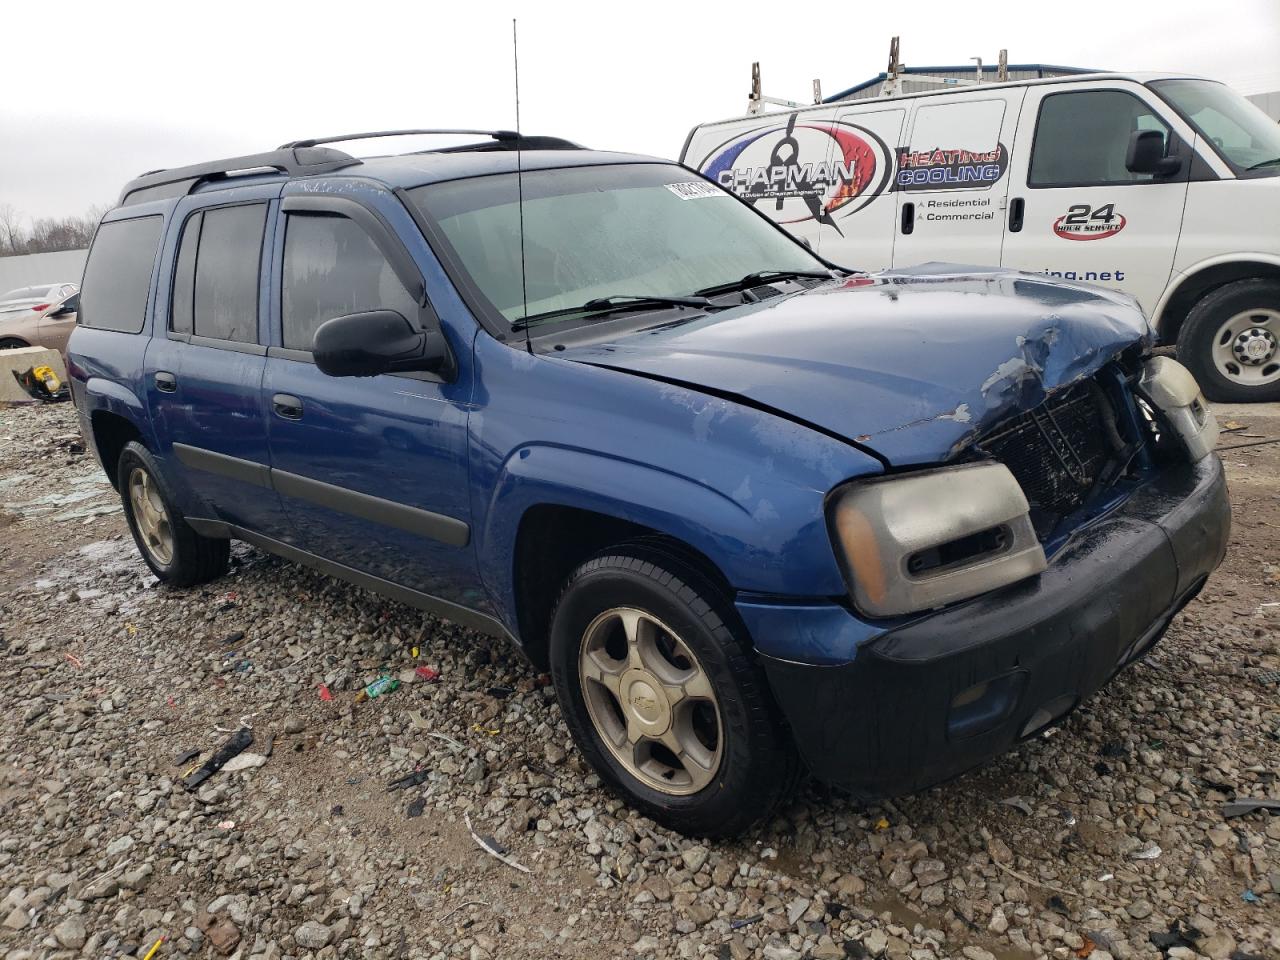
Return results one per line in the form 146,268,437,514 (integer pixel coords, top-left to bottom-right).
1153,252,1280,337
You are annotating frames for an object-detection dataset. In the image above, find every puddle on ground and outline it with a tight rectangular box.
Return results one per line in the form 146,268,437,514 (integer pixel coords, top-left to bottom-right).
2,470,120,522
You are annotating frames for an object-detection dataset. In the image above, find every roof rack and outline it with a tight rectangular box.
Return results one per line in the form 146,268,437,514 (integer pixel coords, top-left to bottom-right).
278,129,581,152
119,146,360,206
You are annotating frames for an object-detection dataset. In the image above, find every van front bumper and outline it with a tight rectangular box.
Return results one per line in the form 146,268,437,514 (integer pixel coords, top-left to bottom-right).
747,455,1230,799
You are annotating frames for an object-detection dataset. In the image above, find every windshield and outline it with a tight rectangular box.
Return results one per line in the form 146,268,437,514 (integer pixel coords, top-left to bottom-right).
1151,79,1280,173
409,163,824,327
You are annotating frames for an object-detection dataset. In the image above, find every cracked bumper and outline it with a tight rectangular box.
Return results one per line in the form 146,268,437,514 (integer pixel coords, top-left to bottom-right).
750,455,1230,799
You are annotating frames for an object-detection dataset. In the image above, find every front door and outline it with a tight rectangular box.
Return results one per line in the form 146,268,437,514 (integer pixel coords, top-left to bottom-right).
1000,82,1193,315
891,89,1025,269
262,192,482,610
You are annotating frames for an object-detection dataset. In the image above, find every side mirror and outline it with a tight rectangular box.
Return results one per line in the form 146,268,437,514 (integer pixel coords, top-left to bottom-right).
1125,129,1182,177
312,310,454,379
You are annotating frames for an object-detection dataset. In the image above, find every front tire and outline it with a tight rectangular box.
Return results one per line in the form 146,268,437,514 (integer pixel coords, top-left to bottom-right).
1178,279,1280,402
117,441,229,586
548,543,799,837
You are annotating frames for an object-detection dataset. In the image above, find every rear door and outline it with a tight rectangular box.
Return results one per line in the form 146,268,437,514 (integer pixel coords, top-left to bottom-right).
1000,81,1193,314
891,88,1025,268
683,106,901,268
262,189,479,608
147,185,293,538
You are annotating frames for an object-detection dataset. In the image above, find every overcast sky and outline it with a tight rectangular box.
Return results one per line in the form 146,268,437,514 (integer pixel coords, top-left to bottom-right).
3,0,1278,222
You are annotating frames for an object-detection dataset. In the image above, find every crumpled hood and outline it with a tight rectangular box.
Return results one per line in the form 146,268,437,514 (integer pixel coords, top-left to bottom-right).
558,265,1152,465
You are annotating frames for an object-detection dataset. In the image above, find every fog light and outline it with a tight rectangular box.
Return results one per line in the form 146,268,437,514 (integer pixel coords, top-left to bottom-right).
948,671,1026,740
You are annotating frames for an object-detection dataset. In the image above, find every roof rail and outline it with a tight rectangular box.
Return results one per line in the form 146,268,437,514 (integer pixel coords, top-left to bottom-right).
119,146,360,206
279,129,521,149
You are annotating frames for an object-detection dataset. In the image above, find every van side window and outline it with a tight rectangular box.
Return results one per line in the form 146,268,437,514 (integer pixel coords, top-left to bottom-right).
170,211,201,335
79,216,163,334
191,204,267,343
1029,91,1171,187
281,214,418,352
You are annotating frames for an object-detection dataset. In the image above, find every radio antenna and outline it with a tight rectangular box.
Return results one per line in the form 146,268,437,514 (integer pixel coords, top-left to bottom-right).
513,18,532,354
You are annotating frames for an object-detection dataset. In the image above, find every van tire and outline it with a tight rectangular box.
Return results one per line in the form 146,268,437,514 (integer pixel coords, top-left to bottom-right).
548,542,800,837
1178,279,1280,403
117,441,230,587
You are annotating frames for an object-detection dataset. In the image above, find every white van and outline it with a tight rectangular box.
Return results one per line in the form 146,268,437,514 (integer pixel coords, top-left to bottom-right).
682,73,1280,402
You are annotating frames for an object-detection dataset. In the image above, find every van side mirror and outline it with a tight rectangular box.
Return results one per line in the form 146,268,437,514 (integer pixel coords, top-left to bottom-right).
312,310,454,379
1125,129,1182,177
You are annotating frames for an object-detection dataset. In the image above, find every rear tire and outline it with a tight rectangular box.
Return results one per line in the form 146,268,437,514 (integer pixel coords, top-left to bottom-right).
117,441,229,586
1178,279,1280,402
0,337,29,350
548,542,799,837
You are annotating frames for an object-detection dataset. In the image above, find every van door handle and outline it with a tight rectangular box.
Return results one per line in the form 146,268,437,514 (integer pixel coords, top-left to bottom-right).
1009,197,1025,233
155,372,177,393
272,394,303,421
901,202,915,236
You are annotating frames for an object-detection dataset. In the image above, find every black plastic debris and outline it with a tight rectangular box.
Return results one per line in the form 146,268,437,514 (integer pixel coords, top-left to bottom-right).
1100,741,1127,758
1149,919,1201,953
182,727,253,791
729,914,763,930
174,748,200,767
387,769,429,792
407,798,425,818
486,685,514,699
223,630,245,645
1222,797,1280,817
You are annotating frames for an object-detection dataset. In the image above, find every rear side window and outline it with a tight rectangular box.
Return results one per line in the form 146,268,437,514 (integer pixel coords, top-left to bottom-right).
189,203,267,343
1030,91,1171,187
170,211,201,335
79,216,163,333
281,214,418,352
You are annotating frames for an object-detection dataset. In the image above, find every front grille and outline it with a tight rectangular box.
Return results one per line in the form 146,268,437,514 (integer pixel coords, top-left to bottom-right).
977,379,1119,533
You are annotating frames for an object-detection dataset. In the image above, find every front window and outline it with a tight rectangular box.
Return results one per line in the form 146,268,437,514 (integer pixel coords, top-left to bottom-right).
1151,79,1280,175
409,163,824,329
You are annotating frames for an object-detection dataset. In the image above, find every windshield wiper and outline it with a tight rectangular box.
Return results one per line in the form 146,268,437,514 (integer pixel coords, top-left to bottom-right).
511,294,712,330
1246,157,1280,171
694,269,833,298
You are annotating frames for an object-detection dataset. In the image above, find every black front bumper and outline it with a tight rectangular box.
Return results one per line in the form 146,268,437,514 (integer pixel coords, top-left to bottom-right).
760,455,1230,799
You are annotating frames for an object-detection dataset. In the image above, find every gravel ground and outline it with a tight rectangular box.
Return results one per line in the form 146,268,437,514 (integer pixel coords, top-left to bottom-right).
0,400,1276,960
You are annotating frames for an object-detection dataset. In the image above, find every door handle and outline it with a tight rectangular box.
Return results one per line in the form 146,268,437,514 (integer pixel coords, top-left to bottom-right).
1008,197,1025,233
273,393,303,421
155,372,177,393
900,202,915,236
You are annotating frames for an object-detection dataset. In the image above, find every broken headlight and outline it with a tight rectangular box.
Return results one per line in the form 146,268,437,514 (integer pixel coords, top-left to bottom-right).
1136,357,1218,462
828,462,1047,618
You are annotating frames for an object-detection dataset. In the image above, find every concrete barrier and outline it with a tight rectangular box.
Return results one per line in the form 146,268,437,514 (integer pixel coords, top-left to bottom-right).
0,345,70,405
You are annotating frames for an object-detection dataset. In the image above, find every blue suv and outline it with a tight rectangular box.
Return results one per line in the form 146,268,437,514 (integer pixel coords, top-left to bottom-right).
69,130,1230,836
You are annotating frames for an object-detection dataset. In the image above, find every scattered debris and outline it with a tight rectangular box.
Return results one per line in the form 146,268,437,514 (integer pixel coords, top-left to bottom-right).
407,798,425,818
438,900,489,924
464,813,531,874
1241,889,1261,904
221,752,268,773
196,909,241,955
1131,842,1163,861
318,683,333,701
141,935,166,960
731,913,764,930
182,727,253,791
415,666,441,682
387,769,430,792
173,748,200,767
355,674,399,702
1222,797,1280,817
427,732,465,753
999,796,1034,816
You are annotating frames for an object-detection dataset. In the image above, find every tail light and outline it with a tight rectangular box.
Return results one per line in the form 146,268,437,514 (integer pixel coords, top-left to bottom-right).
32,303,50,312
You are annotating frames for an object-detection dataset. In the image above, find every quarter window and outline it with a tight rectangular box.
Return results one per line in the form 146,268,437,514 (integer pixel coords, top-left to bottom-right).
189,203,266,343
170,211,201,334
1030,91,1171,187
281,214,418,352
79,216,163,334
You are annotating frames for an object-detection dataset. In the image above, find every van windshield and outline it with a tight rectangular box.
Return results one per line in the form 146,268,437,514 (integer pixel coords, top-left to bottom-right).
1151,79,1280,174
409,164,825,329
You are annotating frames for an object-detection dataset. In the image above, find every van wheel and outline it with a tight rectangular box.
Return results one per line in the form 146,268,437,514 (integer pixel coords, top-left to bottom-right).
1178,279,1280,402
548,543,799,837
118,441,229,586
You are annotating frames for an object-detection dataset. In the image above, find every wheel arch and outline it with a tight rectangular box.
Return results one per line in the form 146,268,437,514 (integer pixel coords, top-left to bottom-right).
1154,256,1280,344
89,409,145,490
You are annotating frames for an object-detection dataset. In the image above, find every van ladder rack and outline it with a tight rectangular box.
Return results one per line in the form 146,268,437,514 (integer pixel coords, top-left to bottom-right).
119,146,361,206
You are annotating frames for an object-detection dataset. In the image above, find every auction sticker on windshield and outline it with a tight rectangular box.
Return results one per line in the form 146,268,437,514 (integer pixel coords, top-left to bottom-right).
666,181,728,200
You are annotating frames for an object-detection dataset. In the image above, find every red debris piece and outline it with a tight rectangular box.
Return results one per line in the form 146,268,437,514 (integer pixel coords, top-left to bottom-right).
415,666,440,682
318,683,333,701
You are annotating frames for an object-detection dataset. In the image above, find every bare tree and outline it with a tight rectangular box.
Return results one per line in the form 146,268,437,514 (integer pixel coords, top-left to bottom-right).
0,203,22,255
0,202,105,257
